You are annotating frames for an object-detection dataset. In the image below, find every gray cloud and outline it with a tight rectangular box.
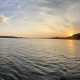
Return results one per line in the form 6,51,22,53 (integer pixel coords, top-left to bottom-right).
34,0,80,32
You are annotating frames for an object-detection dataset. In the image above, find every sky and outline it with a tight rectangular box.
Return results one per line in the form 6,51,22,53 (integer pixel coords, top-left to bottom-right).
0,0,80,38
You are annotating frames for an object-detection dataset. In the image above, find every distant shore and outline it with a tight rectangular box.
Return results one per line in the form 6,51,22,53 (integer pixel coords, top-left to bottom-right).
0,36,22,38
0,33,80,40
50,33,80,40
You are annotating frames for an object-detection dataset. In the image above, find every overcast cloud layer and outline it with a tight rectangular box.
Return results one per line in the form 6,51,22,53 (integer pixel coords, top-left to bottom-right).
0,0,80,37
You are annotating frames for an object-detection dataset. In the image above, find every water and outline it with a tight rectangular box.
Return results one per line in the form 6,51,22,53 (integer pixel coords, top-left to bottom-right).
0,38,80,80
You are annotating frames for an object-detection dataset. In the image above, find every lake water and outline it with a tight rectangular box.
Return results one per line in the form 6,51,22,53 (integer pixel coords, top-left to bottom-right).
0,38,80,80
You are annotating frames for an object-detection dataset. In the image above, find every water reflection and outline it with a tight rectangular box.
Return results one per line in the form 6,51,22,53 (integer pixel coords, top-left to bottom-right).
68,40,75,52
0,39,80,80
66,40,77,58
60,40,80,80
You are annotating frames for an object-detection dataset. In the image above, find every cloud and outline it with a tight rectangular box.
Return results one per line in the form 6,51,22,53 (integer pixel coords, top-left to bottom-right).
0,15,9,24
0,0,80,35
34,0,80,32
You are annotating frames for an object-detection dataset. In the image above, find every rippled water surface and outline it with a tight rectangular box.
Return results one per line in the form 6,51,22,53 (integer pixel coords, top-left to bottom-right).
0,38,80,80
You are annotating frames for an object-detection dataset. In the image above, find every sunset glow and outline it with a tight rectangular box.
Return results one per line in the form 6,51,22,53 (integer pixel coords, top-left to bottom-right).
69,34,73,36
0,0,80,38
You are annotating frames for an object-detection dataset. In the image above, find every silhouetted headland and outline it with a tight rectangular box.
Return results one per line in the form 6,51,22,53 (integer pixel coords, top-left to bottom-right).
66,33,80,40
0,36,29,39
50,33,80,40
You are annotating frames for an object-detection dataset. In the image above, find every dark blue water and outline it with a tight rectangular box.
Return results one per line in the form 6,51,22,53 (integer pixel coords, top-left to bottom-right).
0,38,80,80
